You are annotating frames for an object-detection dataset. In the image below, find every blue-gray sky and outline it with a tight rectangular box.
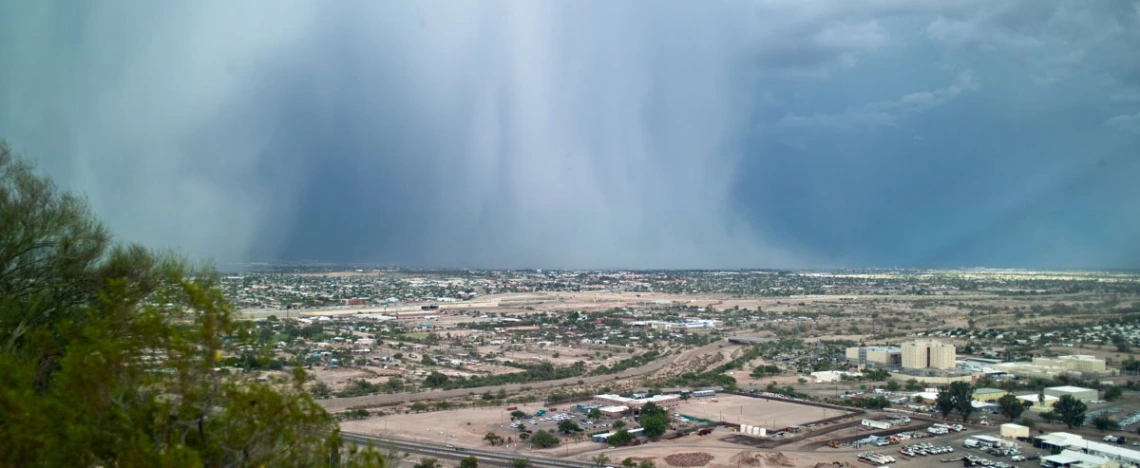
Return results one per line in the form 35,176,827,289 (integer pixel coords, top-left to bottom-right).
2,1,1139,269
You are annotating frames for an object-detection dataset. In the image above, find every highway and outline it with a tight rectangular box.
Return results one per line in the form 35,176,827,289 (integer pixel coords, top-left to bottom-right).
319,341,729,411
340,432,594,467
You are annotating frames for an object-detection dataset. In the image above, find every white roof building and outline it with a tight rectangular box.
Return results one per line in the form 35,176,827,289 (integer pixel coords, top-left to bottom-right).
1038,432,1140,466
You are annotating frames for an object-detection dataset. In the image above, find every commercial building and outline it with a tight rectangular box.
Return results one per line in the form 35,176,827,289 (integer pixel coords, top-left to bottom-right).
901,339,957,370
1034,355,1108,374
598,405,629,418
1000,423,1029,439
1035,432,1140,466
973,387,1008,403
1017,393,1059,412
845,346,902,368
1045,386,1098,403
811,370,861,383
1040,450,1113,468
594,394,680,411
992,362,1080,380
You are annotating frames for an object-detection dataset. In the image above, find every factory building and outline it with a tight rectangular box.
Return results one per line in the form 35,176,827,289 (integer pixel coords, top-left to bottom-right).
845,346,902,368
901,339,957,370
972,387,1008,403
1044,386,1098,403
593,394,680,411
1033,355,1107,374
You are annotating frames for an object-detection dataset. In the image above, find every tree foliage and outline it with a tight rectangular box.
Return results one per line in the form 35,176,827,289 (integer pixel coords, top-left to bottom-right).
1092,414,1120,432
0,140,383,466
998,393,1025,421
558,419,582,434
639,402,670,437
607,429,634,446
1050,395,1088,429
529,430,559,448
934,388,956,420
948,382,975,422
460,455,479,468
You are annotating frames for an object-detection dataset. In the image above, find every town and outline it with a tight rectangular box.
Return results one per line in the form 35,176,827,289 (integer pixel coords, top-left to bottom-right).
219,267,1140,468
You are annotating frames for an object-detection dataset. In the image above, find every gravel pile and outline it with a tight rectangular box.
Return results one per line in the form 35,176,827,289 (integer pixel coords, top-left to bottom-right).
664,452,714,467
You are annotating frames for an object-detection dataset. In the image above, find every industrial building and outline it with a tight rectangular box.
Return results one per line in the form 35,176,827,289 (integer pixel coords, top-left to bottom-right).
1000,423,1029,439
972,387,1008,402
1034,432,1140,466
1033,355,1108,374
901,339,957,370
811,370,861,383
1017,393,1059,412
845,346,902,368
1044,386,1098,403
593,394,680,411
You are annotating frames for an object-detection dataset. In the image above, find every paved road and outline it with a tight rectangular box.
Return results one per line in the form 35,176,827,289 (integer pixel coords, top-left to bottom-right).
320,341,730,411
340,431,593,468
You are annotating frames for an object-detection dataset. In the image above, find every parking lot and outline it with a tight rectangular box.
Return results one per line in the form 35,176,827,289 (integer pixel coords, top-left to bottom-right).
858,434,1048,468
505,407,623,438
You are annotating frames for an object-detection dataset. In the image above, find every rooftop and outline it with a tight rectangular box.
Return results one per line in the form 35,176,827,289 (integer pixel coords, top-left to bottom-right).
1047,385,1095,392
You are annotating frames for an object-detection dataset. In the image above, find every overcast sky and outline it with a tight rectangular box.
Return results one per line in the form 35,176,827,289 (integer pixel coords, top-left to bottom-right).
2,1,1139,269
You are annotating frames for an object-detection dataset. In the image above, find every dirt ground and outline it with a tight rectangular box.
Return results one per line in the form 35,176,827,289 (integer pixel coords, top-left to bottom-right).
340,403,551,449
570,446,858,468
676,394,850,430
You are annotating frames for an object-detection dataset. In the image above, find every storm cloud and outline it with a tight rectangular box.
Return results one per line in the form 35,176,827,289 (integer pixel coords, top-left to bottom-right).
2,1,1139,269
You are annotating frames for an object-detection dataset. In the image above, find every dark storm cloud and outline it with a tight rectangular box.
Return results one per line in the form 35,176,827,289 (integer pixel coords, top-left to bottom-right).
1,1,1138,268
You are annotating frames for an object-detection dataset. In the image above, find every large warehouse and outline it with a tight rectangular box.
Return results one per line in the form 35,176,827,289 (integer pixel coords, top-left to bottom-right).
1044,386,1098,403
846,346,902,368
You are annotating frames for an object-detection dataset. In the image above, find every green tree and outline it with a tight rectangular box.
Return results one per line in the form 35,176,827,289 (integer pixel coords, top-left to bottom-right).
1092,414,1120,432
414,457,439,468
612,420,626,430
483,432,503,446
1019,416,1036,429
638,460,657,468
0,141,385,466
998,393,1025,421
1105,386,1124,401
529,430,559,448
422,355,435,366
423,371,449,387
511,459,531,468
622,457,636,467
946,381,975,422
460,455,479,468
558,419,581,434
935,387,956,420
885,380,901,392
510,410,528,420
587,408,603,421
311,380,333,398
904,379,922,391
1050,395,1088,429
607,430,634,446
640,413,669,438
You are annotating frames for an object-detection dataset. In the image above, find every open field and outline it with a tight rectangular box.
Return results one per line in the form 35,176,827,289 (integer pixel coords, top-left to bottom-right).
677,394,850,429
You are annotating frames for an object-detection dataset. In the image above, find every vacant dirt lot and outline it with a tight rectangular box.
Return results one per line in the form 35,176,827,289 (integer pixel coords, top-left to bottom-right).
340,404,547,449
677,394,851,429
